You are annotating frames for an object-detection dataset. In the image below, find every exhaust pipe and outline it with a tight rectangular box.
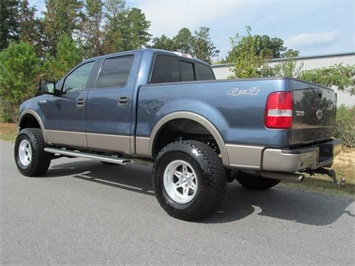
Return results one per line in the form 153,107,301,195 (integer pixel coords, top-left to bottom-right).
259,171,304,183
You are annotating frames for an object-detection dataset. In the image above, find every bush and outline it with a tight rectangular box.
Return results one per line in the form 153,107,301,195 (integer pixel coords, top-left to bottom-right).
0,41,41,122
0,100,17,122
335,105,355,148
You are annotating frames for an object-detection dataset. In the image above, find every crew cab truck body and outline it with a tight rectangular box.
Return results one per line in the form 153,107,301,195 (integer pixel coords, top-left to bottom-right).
15,49,341,221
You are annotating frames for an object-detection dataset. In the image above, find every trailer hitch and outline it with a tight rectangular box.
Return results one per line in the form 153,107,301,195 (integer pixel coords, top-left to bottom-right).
306,168,346,188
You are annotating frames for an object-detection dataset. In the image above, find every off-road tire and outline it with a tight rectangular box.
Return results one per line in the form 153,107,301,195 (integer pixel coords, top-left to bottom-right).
235,171,280,190
153,140,226,221
14,128,51,177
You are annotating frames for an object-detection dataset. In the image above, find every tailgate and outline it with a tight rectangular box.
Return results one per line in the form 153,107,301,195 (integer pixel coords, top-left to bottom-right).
291,80,337,145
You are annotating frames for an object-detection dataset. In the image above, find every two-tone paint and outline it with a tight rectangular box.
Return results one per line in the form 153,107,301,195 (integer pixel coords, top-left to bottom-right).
17,49,340,173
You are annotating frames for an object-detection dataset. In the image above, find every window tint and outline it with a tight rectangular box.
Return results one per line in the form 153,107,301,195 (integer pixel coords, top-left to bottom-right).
180,61,194,81
63,62,95,95
96,55,134,88
195,63,215,80
151,55,179,83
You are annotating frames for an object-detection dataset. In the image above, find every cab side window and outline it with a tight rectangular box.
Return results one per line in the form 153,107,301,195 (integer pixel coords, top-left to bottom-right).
180,61,195,81
62,62,95,95
151,55,180,83
195,63,215,80
96,55,134,88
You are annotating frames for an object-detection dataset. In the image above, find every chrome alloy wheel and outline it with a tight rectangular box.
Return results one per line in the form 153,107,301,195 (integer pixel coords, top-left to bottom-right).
18,139,32,167
163,160,198,204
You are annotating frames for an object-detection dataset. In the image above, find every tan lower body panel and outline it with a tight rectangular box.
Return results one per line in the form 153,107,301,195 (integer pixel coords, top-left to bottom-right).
45,130,132,154
135,136,152,158
86,133,132,154
45,130,87,148
225,144,264,169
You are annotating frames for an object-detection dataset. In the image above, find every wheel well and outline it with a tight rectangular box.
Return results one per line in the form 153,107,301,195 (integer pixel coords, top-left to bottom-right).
152,118,220,157
19,114,41,130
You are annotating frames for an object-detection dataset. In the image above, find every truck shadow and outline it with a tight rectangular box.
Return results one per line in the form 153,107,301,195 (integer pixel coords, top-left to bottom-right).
206,184,354,225
44,158,354,226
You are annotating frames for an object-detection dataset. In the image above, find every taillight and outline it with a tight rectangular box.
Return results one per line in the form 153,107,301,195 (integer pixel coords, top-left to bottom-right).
265,92,293,129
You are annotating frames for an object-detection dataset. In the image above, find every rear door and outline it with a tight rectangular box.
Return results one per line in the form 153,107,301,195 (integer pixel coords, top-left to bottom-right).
291,80,337,145
85,52,141,154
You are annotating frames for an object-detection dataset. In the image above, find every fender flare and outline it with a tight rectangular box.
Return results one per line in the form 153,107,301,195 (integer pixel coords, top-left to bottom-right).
18,110,47,141
149,111,229,166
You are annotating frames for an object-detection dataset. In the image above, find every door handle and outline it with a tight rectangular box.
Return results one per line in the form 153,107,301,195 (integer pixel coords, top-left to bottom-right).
118,96,130,106
76,98,85,107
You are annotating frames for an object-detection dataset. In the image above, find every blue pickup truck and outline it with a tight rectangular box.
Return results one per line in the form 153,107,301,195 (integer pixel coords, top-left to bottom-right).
14,49,341,220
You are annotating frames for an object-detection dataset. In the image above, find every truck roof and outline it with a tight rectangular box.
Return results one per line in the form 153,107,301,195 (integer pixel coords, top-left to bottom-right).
82,48,210,66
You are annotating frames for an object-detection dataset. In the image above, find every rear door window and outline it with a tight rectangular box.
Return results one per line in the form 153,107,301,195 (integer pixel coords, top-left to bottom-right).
96,55,134,88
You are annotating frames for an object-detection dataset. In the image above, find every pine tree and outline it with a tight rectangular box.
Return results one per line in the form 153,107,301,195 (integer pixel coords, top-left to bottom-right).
103,0,151,53
81,0,105,57
193,27,219,64
0,41,41,121
17,0,47,57
0,0,19,50
43,35,82,80
43,0,84,56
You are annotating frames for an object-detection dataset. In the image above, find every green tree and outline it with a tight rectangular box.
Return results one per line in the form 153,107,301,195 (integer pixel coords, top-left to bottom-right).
300,64,355,95
150,26,218,63
102,0,128,53
43,35,82,80
150,34,175,51
228,26,301,78
122,7,151,50
172,27,194,54
0,41,41,121
81,0,105,57
43,0,84,56
0,0,19,50
103,0,151,53
227,26,299,62
193,26,219,64
228,26,265,78
17,0,47,57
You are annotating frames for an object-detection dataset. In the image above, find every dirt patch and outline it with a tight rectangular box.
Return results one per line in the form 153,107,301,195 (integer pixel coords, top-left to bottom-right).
0,122,17,142
332,146,355,183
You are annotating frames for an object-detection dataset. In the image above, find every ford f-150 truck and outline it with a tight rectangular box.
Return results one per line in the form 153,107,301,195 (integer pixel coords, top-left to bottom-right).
14,49,341,220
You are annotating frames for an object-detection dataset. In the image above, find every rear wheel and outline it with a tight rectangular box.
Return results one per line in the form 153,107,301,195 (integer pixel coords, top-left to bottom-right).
153,140,226,221
235,171,280,190
14,128,51,177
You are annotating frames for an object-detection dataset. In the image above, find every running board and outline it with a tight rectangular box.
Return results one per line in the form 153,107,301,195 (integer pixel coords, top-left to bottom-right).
44,147,132,165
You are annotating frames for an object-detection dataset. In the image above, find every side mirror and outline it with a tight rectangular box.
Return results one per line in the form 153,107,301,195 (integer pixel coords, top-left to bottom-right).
41,81,56,94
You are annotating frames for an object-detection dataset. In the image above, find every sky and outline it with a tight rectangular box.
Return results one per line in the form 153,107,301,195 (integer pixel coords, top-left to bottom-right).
29,0,354,60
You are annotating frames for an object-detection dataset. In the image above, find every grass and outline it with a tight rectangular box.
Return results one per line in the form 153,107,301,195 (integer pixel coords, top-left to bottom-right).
1,122,354,197
280,176,355,198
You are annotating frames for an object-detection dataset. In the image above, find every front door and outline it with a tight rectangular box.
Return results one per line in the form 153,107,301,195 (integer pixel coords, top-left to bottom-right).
42,61,96,148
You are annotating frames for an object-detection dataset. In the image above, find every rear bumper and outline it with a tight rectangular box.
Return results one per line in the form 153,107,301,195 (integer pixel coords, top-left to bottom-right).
262,139,342,172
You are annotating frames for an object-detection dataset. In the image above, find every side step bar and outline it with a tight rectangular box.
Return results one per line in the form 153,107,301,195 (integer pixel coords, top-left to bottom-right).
44,147,132,165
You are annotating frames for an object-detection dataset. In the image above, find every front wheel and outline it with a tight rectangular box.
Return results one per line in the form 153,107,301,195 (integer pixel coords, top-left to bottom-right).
153,140,226,221
14,128,51,177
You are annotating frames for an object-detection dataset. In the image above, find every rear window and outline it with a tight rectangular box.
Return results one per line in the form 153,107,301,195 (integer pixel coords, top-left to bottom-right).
150,54,214,83
96,55,134,88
